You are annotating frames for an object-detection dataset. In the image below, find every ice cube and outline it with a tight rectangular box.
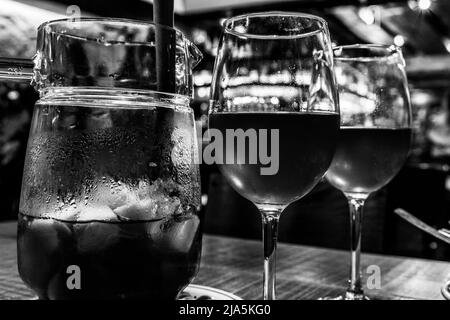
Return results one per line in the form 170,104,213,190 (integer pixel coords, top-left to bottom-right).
17,218,72,297
112,178,183,221
150,215,200,254
75,220,121,254
60,205,119,222
113,198,157,221
156,196,182,217
92,182,131,211
77,205,120,222
136,180,153,199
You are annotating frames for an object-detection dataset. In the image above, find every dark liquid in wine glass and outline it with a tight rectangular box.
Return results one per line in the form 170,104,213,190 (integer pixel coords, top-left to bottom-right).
326,127,411,195
209,112,339,206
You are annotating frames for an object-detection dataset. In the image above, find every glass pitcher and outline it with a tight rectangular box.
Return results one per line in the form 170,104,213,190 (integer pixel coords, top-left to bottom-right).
11,18,203,300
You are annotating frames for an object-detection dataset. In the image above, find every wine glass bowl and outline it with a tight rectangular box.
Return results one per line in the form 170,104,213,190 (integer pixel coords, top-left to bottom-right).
210,12,339,207
328,45,411,196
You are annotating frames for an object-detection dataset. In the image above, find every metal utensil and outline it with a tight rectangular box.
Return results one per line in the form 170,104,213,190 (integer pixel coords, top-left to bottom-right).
394,208,450,300
394,208,450,245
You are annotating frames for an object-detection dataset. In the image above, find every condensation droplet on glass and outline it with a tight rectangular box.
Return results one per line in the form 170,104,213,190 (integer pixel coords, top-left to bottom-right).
51,116,58,127
99,32,106,43
42,105,49,115
109,73,120,80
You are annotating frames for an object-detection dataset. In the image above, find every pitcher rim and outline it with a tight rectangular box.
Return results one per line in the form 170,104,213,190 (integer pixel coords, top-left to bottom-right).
37,17,186,43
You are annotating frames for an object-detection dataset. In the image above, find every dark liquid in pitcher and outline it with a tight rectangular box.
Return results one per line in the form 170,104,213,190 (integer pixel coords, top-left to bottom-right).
17,213,202,300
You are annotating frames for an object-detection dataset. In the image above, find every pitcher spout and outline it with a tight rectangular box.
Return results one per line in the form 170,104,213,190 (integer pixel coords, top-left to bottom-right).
187,39,203,69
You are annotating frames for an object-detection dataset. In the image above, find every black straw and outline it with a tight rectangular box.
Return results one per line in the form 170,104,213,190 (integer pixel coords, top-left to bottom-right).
154,0,176,93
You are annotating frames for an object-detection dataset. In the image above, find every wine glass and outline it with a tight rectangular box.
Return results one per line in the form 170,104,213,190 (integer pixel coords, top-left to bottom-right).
325,44,412,300
209,12,340,300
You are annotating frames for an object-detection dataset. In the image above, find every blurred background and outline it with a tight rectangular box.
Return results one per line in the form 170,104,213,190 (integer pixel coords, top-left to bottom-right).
0,0,449,260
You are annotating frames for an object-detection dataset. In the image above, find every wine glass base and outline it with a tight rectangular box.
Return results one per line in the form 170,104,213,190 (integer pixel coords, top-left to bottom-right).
319,292,370,300
442,281,450,300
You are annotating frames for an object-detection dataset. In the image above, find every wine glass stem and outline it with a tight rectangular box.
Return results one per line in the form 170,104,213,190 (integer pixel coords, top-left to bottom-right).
346,196,367,299
261,209,281,300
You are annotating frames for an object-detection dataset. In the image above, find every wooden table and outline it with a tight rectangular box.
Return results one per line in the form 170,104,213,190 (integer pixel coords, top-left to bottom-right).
1,221,449,300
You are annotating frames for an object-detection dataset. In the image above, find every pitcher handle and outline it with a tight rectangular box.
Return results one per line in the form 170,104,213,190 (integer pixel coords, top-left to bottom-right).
0,57,34,82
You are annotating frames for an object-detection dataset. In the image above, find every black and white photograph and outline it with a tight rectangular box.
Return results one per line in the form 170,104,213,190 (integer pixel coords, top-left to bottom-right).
0,0,449,308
